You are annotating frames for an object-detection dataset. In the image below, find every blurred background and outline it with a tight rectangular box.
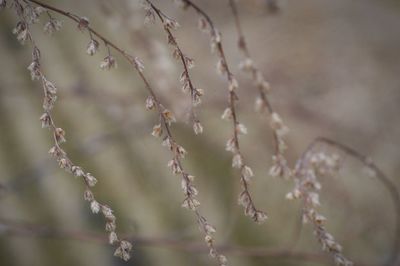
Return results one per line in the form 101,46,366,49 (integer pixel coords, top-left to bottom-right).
0,0,399,265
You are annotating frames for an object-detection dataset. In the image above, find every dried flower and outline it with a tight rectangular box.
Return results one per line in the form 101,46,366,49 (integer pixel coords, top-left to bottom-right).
225,137,236,153
145,96,155,110
28,60,41,80
241,165,254,181
144,7,155,25
84,173,97,187
114,240,132,261
83,189,94,201
236,123,247,135
221,108,232,120
232,153,243,168
181,197,200,210
100,55,117,70
43,19,62,35
109,231,118,245
39,112,51,128
198,17,209,33
151,124,162,137
86,39,99,56
176,145,187,159
71,166,84,177
13,21,28,44
193,121,203,135
133,56,145,72
228,78,238,92
162,109,176,124
239,58,254,71
55,127,66,143
164,18,180,30
77,17,89,31
90,200,100,214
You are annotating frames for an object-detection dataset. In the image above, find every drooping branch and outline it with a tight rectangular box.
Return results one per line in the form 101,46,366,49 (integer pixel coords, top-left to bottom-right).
179,0,268,224
15,0,228,264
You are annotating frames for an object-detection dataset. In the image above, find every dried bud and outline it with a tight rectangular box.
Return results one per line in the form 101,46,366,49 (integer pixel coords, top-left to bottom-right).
204,223,216,234
193,121,203,135
254,97,265,113
162,137,173,150
164,18,180,30
133,57,145,72
71,166,84,177
236,123,247,135
198,17,209,33
241,165,254,181
239,58,254,71
83,189,94,201
28,60,41,80
162,109,176,124
181,198,200,210
232,153,243,168
184,56,195,69
228,78,239,92
114,240,132,261
151,124,163,138
100,55,117,70
221,108,232,120
86,39,99,56
225,137,236,153
254,211,268,223
105,221,116,232
55,127,66,143
270,112,289,136
44,19,62,35
44,79,57,95
176,145,187,159
218,255,228,265
167,159,182,174
77,17,89,31
145,96,155,110
39,113,51,128
109,231,118,245
13,21,28,44
216,59,227,75
84,173,97,187
90,200,100,214
144,8,155,25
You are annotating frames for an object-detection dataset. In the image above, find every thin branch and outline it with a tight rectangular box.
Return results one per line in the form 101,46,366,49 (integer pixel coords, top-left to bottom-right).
180,0,267,224
23,0,227,265
0,217,362,265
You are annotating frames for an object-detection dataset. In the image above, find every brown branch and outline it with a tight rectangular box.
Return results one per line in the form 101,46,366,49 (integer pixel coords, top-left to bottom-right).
181,0,267,224
0,217,365,265
22,0,227,265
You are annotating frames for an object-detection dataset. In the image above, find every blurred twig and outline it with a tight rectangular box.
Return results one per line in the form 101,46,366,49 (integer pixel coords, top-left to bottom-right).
0,216,367,265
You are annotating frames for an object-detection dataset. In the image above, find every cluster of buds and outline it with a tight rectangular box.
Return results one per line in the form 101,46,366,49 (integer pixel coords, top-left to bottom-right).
287,150,353,266
100,55,117,70
43,16,62,35
221,86,267,223
10,2,131,260
268,112,291,178
144,1,204,134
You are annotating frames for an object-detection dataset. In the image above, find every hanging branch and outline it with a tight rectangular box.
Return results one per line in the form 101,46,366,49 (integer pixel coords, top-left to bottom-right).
10,0,228,264
178,0,268,224
228,0,290,179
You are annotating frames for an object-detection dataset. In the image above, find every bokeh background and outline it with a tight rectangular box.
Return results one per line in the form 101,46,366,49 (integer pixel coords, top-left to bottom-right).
0,0,399,265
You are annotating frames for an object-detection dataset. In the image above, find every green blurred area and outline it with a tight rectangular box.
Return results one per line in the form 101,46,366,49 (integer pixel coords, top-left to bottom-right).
0,0,399,265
